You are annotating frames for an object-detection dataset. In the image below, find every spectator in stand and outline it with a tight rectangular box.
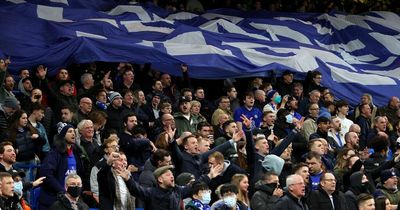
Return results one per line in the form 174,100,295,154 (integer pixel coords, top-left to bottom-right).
254,89,266,110
190,100,207,124
298,90,321,117
50,174,89,210
367,116,389,145
374,196,391,210
115,67,140,93
285,96,302,121
105,91,124,133
307,172,347,210
374,169,400,206
357,193,375,210
211,96,233,126
194,87,213,122
355,103,372,149
211,183,248,210
16,77,33,108
292,82,304,102
263,90,286,114
160,73,177,103
87,110,107,146
139,149,171,188
214,120,240,162
76,97,92,122
0,172,19,210
94,89,108,111
336,100,354,136
38,122,89,210
0,57,15,102
28,102,50,159
344,132,360,151
305,70,324,94
327,116,345,149
275,70,294,97
251,172,283,210
293,163,310,195
185,181,211,210
345,172,371,210
354,94,378,127
378,97,400,126
303,103,319,141
226,86,240,113
310,116,341,153
231,174,250,209
174,97,198,136
146,80,167,103
276,174,308,210
90,136,119,204
213,113,230,139
77,120,102,165
234,91,263,128
305,152,326,191
0,97,20,133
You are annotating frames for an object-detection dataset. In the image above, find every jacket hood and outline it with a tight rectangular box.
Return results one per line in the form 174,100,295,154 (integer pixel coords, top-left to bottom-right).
254,180,275,195
17,79,30,97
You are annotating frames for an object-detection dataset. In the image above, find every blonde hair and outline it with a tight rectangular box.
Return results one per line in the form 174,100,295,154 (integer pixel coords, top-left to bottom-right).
231,174,250,206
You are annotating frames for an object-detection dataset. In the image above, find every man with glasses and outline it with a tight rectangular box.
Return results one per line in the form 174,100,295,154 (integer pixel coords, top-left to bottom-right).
251,172,284,210
307,172,347,210
276,174,308,210
50,174,89,210
77,97,93,122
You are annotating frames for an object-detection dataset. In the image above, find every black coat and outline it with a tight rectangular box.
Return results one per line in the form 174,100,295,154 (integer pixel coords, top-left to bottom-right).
276,192,309,210
307,186,348,210
250,182,281,210
50,193,89,210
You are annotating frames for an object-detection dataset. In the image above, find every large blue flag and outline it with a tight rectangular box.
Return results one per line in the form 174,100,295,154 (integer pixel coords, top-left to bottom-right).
0,0,399,106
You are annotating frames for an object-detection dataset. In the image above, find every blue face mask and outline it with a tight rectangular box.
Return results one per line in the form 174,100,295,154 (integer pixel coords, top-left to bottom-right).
273,95,282,104
285,115,293,124
14,181,23,197
200,192,211,205
224,195,237,208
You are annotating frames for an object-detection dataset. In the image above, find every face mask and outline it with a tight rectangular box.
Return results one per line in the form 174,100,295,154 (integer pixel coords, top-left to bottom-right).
285,115,293,124
14,181,23,197
266,182,278,189
67,186,83,198
224,195,237,208
200,192,211,205
360,182,369,193
273,95,282,104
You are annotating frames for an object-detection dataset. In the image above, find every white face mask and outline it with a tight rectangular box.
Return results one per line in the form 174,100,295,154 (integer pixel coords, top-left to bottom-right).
200,192,211,205
223,195,237,208
14,181,23,197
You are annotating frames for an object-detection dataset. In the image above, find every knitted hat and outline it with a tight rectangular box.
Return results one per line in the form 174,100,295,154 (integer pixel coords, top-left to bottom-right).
57,122,74,139
266,90,277,100
153,165,174,179
3,97,20,110
381,169,398,183
261,154,284,176
176,172,195,186
108,91,122,103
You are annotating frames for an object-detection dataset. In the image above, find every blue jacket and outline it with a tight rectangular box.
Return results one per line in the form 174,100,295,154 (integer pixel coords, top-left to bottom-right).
38,138,88,210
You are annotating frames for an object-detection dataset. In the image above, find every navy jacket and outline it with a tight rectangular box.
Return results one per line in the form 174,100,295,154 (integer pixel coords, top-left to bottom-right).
38,139,87,210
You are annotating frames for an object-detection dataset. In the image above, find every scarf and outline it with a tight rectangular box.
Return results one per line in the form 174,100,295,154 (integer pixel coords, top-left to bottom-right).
112,169,135,210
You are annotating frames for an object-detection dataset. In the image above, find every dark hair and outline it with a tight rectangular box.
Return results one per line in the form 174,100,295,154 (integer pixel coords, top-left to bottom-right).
242,91,254,101
220,183,238,196
305,151,321,161
131,126,147,137
7,110,38,142
120,88,134,98
190,182,209,197
222,120,235,132
123,112,136,124
369,135,389,152
0,142,13,154
357,193,374,208
292,163,308,174
29,102,45,114
197,121,211,131
262,172,278,182
88,111,107,126
374,196,388,210
151,149,170,167
181,88,192,96
182,135,196,146
0,172,12,181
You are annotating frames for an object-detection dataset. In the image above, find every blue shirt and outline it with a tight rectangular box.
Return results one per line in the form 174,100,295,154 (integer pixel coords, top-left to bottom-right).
234,106,263,128
310,171,323,191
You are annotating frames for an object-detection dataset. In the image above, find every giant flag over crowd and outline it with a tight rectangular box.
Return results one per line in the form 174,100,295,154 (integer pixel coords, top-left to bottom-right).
0,0,399,106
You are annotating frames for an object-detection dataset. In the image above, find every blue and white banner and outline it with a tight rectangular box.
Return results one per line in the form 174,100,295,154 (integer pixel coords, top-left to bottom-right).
0,0,399,106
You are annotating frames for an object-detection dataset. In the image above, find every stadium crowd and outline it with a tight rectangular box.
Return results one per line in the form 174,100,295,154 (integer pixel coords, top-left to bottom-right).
0,56,400,210
137,0,400,15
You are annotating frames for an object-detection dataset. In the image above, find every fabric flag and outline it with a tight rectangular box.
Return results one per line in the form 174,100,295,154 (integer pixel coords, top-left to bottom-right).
0,0,399,106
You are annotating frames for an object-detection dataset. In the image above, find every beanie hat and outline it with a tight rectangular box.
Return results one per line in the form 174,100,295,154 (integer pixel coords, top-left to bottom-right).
262,154,284,176
57,122,74,139
108,91,122,103
266,90,277,100
3,97,20,110
176,172,195,186
381,169,398,183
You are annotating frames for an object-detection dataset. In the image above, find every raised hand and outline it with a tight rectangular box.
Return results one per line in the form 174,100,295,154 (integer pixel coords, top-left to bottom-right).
232,130,244,142
240,114,252,129
208,163,223,178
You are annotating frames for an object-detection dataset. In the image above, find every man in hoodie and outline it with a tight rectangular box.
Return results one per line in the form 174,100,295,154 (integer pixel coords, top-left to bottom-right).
251,172,283,210
307,172,348,210
374,168,400,206
344,171,371,210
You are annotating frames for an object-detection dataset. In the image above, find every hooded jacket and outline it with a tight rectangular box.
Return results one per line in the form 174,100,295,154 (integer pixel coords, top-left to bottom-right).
344,171,370,210
250,180,281,210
